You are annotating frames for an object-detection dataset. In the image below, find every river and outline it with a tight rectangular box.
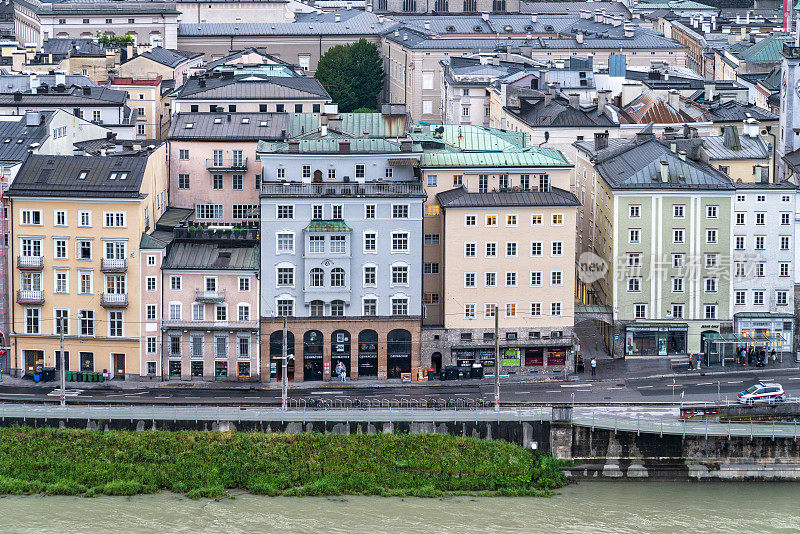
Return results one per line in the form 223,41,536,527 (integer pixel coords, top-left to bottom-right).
3,482,799,533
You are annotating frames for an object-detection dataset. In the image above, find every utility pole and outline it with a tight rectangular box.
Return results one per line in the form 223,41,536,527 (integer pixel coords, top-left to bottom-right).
281,316,287,411
494,309,500,412
58,316,65,407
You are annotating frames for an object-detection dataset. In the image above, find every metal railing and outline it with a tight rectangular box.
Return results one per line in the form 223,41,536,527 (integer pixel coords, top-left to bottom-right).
101,258,127,272
261,181,424,197
16,289,44,304
195,289,225,302
100,293,128,307
17,255,43,269
206,158,247,171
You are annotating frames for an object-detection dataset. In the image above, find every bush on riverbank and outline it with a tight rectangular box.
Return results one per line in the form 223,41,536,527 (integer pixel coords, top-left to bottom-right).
0,427,569,498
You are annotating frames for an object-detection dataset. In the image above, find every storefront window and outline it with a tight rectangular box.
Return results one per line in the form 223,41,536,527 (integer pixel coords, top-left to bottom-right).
238,361,250,378
215,361,228,377
191,361,203,377
168,361,181,377
626,329,687,356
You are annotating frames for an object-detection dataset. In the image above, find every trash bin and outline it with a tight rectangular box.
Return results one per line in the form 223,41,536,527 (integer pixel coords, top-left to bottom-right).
471,363,484,379
427,369,437,381
33,373,41,383
66,371,72,382
443,366,459,380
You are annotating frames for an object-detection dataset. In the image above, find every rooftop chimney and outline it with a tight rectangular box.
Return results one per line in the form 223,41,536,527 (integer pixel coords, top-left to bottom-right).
424,20,430,30
624,23,634,38
335,13,341,22
678,150,686,161
594,11,603,23
576,32,584,44
743,118,760,138
580,9,590,19
594,131,609,151
531,14,537,23
660,160,669,182
24,110,41,126
567,93,580,109
667,89,680,109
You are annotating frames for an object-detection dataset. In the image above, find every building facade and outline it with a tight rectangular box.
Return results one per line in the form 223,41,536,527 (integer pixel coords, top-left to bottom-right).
258,136,424,381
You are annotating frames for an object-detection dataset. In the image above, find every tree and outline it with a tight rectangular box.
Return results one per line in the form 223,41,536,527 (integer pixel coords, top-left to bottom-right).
315,39,384,113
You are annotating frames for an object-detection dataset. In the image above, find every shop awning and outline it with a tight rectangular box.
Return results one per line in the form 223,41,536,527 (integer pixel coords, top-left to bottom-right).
734,312,794,319
704,332,786,344
626,323,688,332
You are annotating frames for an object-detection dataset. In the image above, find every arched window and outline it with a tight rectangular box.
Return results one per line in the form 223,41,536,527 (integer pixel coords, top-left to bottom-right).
310,300,324,317
402,0,416,11
331,300,345,317
434,0,448,11
330,268,345,287
309,268,324,287
463,0,476,11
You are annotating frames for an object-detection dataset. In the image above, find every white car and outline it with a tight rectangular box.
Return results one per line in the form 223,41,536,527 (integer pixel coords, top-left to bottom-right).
737,382,786,404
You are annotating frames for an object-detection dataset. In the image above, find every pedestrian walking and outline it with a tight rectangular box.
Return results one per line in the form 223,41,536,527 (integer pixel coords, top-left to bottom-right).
335,361,346,382
696,353,701,370
771,349,777,363
590,357,597,377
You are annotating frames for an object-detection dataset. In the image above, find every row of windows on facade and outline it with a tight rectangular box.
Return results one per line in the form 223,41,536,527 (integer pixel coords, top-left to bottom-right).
165,302,252,323
275,232,410,253
182,174,258,192
183,103,322,114
163,334,252,360
195,204,259,220
463,270,564,288
463,240,565,258
274,297,410,317
277,264,412,287
631,303,719,320
276,204,411,220
21,238,126,262
628,203,794,226
57,17,146,24
147,276,251,293
459,213,564,227
734,290,791,306
385,0,507,12
20,209,125,228
426,174,550,192
628,228,722,245
459,330,565,343
21,271,125,295
24,308,122,336
163,360,253,378
463,302,563,319
623,253,793,275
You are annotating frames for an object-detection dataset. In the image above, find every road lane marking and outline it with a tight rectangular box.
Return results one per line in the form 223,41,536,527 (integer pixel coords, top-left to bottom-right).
514,391,531,395
637,385,654,389
727,381,743,384
697,382,712,386
561,384,590,388
788,377,800,381
546,390,560,393
244,397,259,399
607,387,625,390
312,391,343,395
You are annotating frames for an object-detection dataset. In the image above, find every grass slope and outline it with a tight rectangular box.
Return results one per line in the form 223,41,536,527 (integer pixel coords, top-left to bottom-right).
0,427,568,498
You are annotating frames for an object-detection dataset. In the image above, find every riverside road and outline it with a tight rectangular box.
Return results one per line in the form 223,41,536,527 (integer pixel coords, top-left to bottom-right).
3,367,800,405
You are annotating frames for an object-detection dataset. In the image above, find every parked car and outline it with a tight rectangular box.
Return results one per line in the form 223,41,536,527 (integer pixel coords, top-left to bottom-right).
737,382,786,404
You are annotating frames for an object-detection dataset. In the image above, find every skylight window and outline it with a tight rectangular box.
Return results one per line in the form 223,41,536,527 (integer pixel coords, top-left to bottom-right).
241,118,250,124
3,138,9,143
118,172,128,180
185,123,194,129
109,172,117,180
77,170,89,180
213,118,222,124
259,121,267,127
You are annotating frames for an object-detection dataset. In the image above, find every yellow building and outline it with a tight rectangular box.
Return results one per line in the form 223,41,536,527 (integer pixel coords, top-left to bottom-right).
7,144,168,378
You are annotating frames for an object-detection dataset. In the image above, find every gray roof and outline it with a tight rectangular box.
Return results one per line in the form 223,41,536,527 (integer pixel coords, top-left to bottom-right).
520,1,631,17
733,181,797,189
508,94,615,127
42,38,107,57
0,85,126,107
702,132,770,161
175,74,330,100
163,241,259,271
575,137,735,190
436,185,580,207
16,0,179,15
205,48,289,70
179,10,398,37
8,153,150,198
705,100,778,122
0,74,99,93
0,112,54,163
136,47,202,68
168,112,298,141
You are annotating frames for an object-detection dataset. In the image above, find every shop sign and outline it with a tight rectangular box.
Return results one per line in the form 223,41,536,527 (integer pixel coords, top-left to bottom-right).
304,353,323,360
504,348,520,358
502,358,520,367
323,362,330,372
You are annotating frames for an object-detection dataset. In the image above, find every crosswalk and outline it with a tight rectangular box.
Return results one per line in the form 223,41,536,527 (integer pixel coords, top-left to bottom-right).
47,388,83,397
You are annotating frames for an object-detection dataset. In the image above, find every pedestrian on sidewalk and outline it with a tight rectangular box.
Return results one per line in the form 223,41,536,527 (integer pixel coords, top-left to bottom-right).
771,349,777,363
335,361,346,382
696,353,701,371
590,357,597,377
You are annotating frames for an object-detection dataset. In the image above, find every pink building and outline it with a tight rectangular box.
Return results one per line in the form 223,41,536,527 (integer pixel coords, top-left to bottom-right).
168,112,312,223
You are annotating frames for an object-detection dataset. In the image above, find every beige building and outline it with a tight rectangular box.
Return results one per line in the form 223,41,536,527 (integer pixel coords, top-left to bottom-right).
6,145,169,378
411,125,578,374
117,47,203,87
107,76,167,139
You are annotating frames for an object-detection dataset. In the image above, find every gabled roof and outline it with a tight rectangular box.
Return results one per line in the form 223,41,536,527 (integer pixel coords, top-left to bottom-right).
108,76,162,87
205,48,290,70
0,112,54,163
704,99,778,122
702,130,770,161
507,93,615,128
8,153,151,198
728,34,791,63
617,90,697,124
520,1,631,17
42,38,107,57
174,74,330,100
136,47,202,68
257,137,405,154
168,112,301,141
16,0,179,15
436,185,580,207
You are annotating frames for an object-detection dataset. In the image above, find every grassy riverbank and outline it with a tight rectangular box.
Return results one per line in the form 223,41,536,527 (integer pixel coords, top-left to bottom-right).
0,427,567,498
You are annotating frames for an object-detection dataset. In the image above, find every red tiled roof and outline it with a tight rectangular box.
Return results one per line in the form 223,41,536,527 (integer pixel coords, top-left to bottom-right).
108,76,163,86
619,91,697,124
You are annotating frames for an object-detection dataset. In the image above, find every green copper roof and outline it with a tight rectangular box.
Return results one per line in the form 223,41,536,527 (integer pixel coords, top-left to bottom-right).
303,220,352,233
420,149,571,168
731,35,791,63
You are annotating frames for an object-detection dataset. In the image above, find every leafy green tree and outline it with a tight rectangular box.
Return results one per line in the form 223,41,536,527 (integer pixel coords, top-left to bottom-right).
315,39,384,113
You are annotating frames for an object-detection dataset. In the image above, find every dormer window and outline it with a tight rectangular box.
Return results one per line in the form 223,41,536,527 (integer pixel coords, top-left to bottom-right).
77,170,89,180
3,138,10,143
473,25,483,32
184,123,194,129
241,118,250,124
108,172,128,180
118,172,128,180
259,121,267,127
213,118,222,124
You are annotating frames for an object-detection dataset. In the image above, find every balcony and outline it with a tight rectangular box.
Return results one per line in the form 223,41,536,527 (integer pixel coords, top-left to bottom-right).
101,293,128,308
17,256,43,270
16,289,44,304
161,319,259,331
206,158,247,171
195,289,225,303
101,258,127,272
261,181,425,198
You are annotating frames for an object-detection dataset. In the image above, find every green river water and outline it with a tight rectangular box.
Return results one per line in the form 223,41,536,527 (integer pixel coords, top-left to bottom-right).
2,482,799,533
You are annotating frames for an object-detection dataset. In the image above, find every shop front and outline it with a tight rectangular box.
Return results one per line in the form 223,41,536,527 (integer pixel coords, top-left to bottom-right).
451,344,571,372
734,313,794,354
625,323,688,356
387,329,412,378
357,330,378,377
331,330,351,378
303,330,324,381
